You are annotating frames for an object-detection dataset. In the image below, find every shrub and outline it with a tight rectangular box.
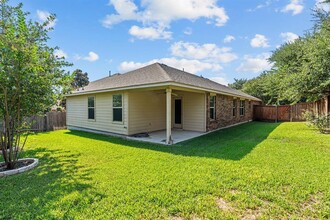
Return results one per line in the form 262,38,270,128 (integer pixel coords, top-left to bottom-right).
303,111,329,133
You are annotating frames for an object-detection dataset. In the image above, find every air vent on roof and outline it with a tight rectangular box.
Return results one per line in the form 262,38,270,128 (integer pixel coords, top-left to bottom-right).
112,73,121,76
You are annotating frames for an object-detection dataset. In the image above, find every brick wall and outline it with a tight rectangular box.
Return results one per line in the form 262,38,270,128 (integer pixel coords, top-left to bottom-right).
206,94,261,131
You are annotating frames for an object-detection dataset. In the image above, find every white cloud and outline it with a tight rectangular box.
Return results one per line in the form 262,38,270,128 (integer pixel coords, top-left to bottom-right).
84,52,99,62
54,49,67,58
209,77,229,85
102,0,139,27
223,35,235,43
184,27,193,35
282,0,304,15
129,25,172,40
315,0,330,12
247,0,272,12
75,52,99,62
37,10,56,28
103,0,229,40
280,32,299,43
250,34,270,48
170,41,237,63
119,58,222,74
236,53,273,73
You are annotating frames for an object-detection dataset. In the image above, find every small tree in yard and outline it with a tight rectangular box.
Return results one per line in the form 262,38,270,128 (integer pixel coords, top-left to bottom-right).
0,1,70,170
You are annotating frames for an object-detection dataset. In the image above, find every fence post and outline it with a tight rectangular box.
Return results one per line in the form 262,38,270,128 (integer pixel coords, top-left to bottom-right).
275,105,278,123
47,112,51,131
43,115,47,132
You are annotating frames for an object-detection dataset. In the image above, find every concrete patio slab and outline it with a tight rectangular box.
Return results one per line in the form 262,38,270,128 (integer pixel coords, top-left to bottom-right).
127,129,204,145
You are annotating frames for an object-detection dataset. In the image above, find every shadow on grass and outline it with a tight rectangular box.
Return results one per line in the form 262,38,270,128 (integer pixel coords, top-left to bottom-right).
0,148,106,219
64,122,280,161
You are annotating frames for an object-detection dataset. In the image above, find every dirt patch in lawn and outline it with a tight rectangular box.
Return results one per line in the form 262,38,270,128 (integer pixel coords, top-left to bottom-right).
216,196,266,219
171,215,201,220
216,197,234,212
301,192,323,212
241,207,263,220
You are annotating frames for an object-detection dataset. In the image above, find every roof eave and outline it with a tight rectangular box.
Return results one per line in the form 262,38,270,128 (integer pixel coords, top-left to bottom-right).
66,81,261,101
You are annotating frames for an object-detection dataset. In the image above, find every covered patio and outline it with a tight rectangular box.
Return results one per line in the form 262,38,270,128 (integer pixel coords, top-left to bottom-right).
127,87,207,144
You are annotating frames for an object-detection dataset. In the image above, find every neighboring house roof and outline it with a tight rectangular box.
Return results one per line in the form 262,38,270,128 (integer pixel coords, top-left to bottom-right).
69,63,261,101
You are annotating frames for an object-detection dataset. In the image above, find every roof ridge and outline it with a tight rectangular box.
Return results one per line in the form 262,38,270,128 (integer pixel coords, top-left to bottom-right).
160,63,227,85
156,63,174,81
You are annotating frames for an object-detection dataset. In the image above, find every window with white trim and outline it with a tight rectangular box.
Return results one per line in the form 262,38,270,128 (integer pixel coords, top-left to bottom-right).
88,96,95,120
113,94,123,122
233,99,237,117
240,100,245,116
210,95,216,120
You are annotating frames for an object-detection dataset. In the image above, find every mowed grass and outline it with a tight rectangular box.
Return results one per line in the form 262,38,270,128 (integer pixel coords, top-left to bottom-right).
0,122,329,219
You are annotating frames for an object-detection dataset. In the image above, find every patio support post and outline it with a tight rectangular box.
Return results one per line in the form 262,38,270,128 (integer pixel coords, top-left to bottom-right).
166,88,172,144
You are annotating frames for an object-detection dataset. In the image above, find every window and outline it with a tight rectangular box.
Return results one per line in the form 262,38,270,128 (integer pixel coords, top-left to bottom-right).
113,94,122,122
233,99,237,117
210,95,216,120
88,97,95,120
240,100,245,116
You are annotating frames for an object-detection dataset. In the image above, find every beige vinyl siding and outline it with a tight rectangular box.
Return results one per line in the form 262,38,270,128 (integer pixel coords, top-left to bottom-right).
181,91,206,132
171,91,206,132
67,92,128,135
128,90,166,135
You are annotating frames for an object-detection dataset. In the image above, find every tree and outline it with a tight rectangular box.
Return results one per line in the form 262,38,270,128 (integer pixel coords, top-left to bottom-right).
268,38,308,103
0,0,70,169
59,69,89,109
244,2,330,105
71,69,89,89
242,71,285,105
269,8,330,103
228,78,247,90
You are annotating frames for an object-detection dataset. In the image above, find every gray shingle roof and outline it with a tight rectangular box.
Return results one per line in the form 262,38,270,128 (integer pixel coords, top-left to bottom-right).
71,63,260,101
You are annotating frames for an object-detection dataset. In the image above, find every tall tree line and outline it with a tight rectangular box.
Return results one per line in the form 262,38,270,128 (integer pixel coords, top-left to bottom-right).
231,2,330,105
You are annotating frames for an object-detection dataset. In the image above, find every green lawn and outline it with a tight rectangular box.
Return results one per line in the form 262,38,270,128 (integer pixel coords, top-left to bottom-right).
1,122,329,219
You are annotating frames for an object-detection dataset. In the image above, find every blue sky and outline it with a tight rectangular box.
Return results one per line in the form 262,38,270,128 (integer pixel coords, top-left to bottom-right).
12,0,329,85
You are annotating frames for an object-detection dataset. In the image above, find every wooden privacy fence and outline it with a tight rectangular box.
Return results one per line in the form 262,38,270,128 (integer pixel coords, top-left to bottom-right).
24,112,66,132
0,112,66,132
254,97,330,122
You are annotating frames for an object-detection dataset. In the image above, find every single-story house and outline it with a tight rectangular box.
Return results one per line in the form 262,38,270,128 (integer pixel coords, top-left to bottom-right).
66,63,262,144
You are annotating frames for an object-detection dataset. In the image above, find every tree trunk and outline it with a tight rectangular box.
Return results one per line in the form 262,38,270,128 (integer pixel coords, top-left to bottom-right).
6,161,16,170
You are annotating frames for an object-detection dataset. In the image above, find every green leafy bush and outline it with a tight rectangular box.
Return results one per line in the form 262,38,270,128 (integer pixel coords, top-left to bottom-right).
303,111,329,133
